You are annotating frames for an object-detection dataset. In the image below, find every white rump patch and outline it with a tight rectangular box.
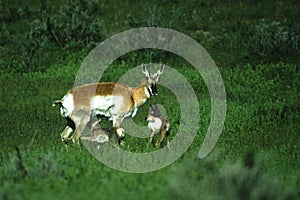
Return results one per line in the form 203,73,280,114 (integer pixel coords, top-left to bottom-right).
60,93,74,117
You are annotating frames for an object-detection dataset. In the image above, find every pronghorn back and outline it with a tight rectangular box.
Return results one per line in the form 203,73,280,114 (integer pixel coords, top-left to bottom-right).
70,82,133,107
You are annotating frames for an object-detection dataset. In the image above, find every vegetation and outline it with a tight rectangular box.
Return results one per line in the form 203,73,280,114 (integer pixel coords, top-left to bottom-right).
0,0,299,199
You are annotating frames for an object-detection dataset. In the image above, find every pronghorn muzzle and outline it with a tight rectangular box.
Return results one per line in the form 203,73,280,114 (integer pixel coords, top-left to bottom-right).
151,83,158,96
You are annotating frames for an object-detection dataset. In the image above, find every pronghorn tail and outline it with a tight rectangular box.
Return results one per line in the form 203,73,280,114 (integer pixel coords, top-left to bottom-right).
53,100,63,107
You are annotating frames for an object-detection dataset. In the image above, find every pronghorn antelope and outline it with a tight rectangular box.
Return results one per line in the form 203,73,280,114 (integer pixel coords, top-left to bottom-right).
53,64,165,145
146,104,170,150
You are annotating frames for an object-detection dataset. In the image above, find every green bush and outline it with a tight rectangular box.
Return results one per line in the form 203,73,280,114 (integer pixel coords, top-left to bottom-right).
249,19,299,58
8,0,103,73
125,2,198,31
169,152,300,200
49,0,102,49
213,19,300,65
22,0,102,50
0,22,10,46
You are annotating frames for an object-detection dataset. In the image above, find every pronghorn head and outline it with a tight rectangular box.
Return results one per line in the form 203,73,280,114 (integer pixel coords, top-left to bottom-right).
149,104,161,117
146,104,162,121
142,64,165,96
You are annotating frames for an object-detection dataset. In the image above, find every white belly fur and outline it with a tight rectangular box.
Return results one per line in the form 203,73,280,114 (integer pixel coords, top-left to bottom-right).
148,117,163,133
60,94,134,120
91,95,129,119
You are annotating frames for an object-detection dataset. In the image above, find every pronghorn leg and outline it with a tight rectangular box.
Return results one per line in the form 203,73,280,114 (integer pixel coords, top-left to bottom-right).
156,129,166,148
61,126,73,144
91,120,100,132
148,130,155,145
72,114,90,145
91,114,102,132
61,117,75,145
112,115,124,137
112,115,125,145
166,139,170,150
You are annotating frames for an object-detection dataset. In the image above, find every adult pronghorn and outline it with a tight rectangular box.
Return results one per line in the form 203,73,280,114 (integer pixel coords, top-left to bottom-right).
53,64,165,145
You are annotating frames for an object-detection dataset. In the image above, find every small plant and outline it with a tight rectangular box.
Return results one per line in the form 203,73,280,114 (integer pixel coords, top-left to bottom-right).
20,0,103,72
0,22,10,46
249,19,299,57
169,152,300,200
213,19,300,64
50,0,102,49
125,2,197,31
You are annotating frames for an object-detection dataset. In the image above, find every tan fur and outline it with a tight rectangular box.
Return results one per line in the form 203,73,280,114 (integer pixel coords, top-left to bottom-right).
71,82,130,105
131,85,149,107
71,82,134,113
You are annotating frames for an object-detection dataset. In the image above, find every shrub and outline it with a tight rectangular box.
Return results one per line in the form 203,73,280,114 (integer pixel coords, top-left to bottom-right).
249,19,299,57
20,0,103,72
125,2,198,31
168,152,300,200
213,19,300,64
50,0,102,49
0,22,10,46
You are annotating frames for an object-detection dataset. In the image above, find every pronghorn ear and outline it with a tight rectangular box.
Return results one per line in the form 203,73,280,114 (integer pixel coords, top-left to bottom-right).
149,104,153,110
157,65,165,75
142,64,150,77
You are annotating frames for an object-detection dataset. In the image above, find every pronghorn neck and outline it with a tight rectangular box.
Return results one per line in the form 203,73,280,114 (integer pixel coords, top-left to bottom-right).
131,83,151,108
140,78,153,96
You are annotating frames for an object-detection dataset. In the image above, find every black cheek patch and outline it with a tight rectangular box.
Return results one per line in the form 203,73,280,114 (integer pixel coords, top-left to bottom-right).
151,84,158,94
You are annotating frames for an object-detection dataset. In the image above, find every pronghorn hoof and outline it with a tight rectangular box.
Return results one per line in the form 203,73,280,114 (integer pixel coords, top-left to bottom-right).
63,139,69,146
62,137,69,144
119,139,126,147
167,141,170,151
116,128,125,138
70,137,80,145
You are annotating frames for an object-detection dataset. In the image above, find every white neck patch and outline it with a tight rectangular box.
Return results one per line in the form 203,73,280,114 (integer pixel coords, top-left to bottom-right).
144,86,151,98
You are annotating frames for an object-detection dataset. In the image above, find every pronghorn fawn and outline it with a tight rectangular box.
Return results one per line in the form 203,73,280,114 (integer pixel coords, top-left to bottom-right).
80,127,111,150
53,64,165,145
146,104,170,150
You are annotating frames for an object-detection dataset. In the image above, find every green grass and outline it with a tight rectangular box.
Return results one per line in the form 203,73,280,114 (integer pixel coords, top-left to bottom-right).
0,0,300,199
1,62,299,199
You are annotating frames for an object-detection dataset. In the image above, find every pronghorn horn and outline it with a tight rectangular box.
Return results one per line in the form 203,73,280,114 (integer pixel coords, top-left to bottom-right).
157,64,165,75
142,64,150,77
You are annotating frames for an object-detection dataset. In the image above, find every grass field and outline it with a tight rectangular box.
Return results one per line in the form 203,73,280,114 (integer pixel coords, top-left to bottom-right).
1,0,300,199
